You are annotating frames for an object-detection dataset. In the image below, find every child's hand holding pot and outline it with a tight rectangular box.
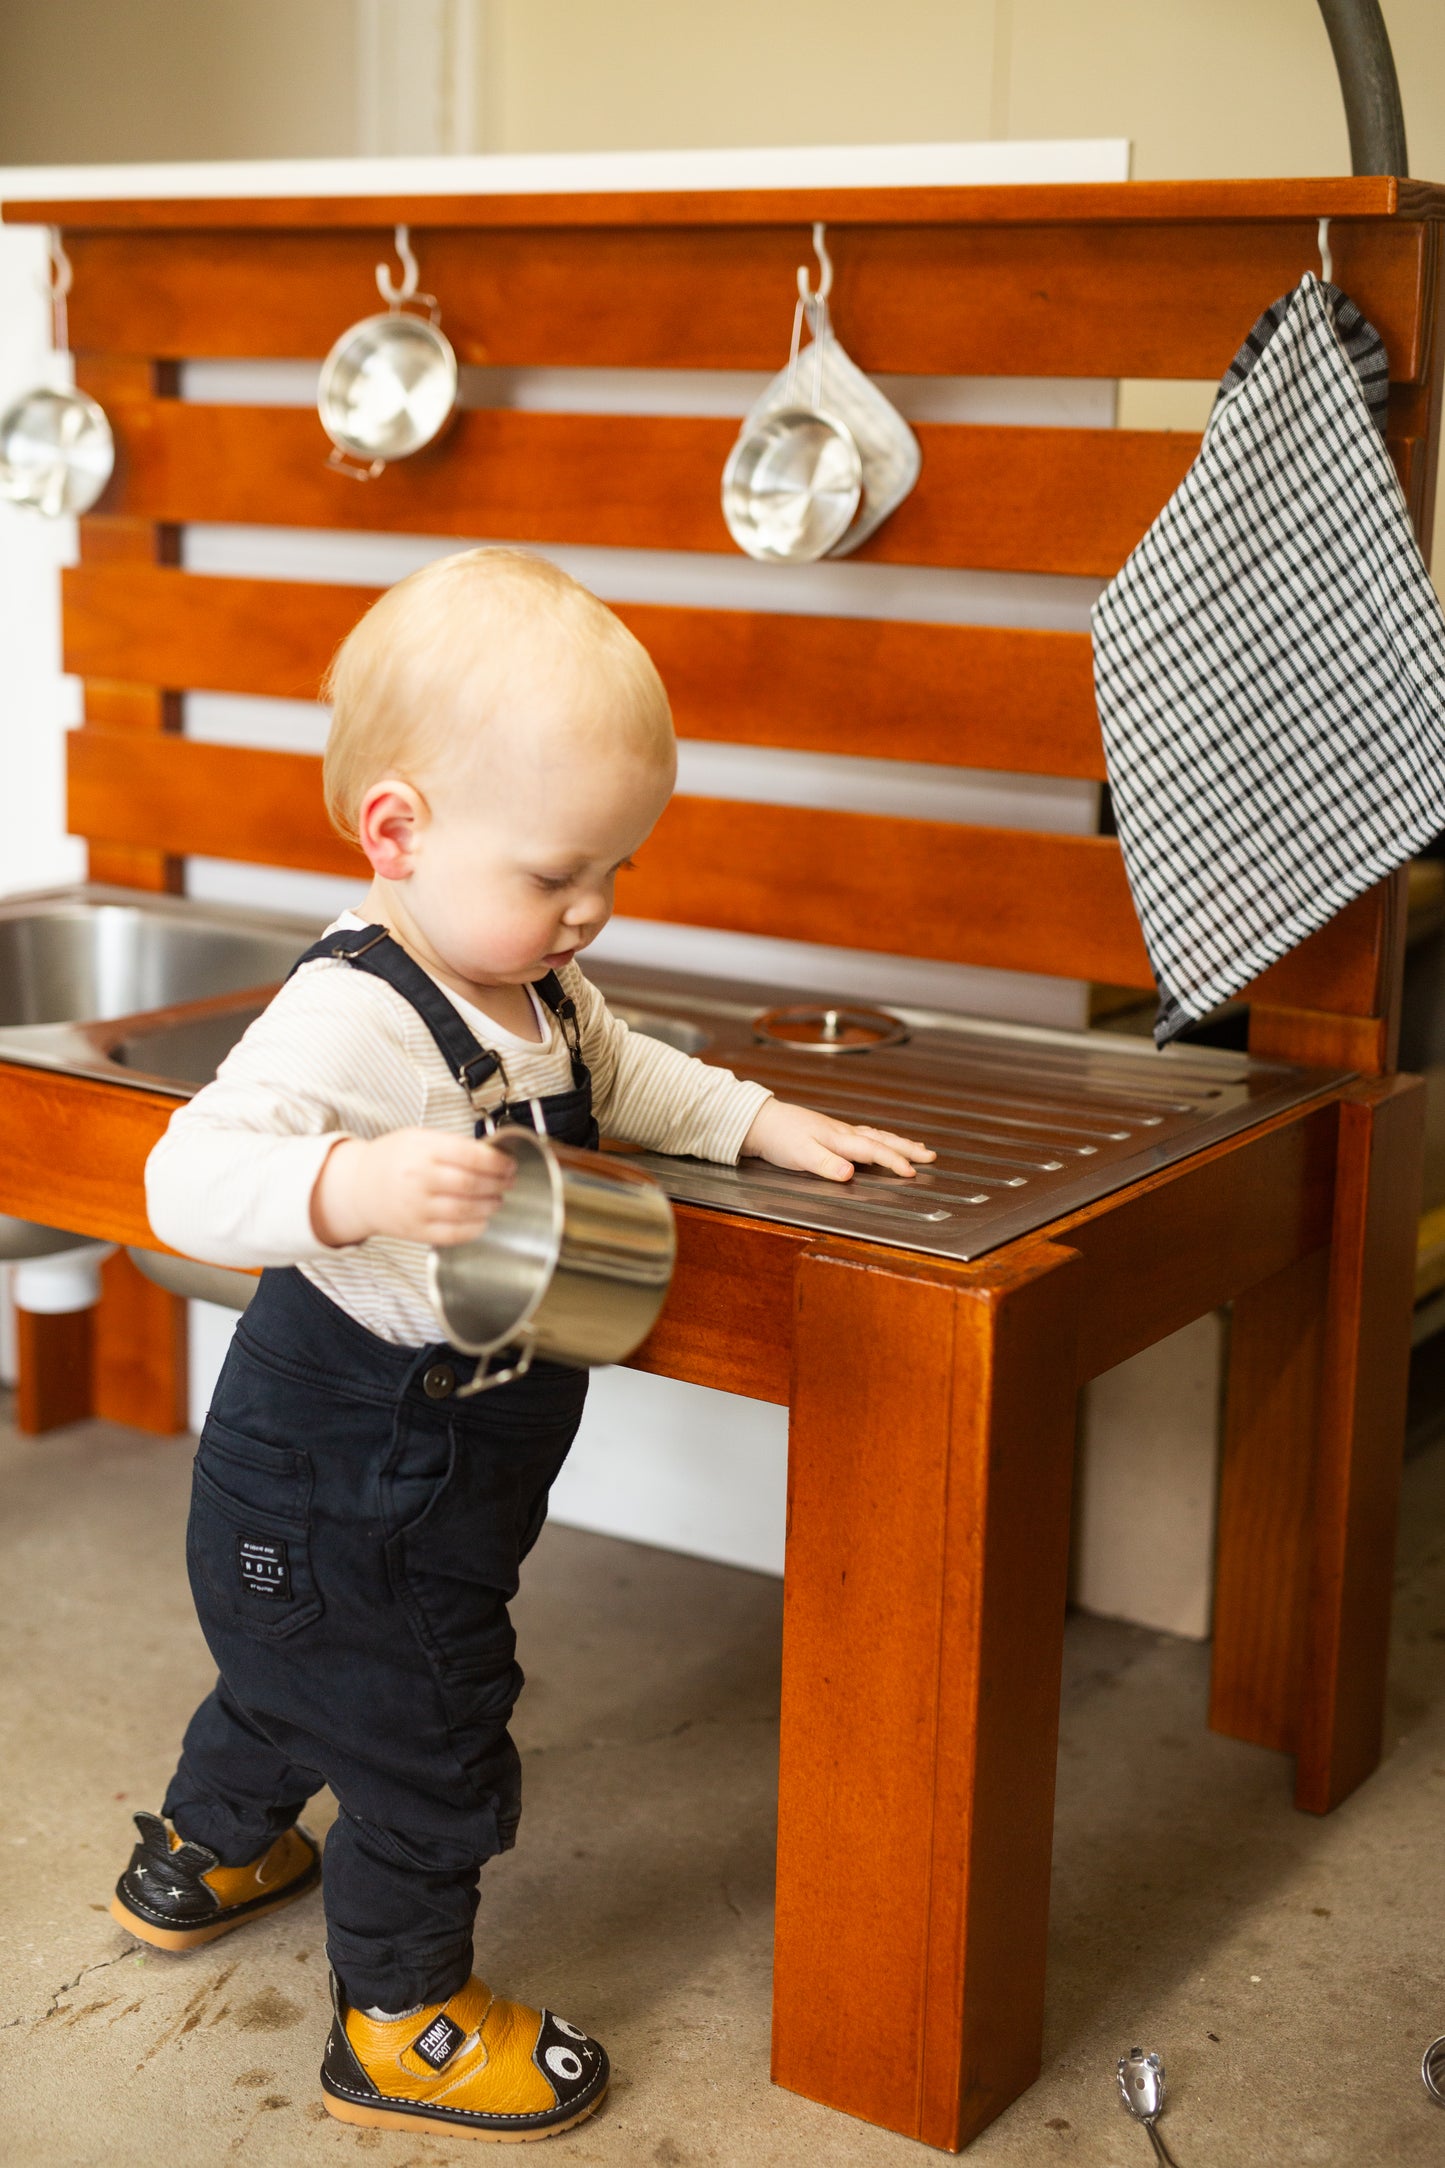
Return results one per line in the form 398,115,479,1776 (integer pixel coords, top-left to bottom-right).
312,1129,516,1248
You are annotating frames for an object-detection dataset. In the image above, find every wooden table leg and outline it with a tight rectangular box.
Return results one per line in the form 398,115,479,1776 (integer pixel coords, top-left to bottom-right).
1211,1076,1424,1812
773,1236,1081,2151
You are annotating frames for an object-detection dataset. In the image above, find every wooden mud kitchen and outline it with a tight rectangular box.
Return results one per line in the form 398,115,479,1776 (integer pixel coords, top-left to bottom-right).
1,174,1441,2149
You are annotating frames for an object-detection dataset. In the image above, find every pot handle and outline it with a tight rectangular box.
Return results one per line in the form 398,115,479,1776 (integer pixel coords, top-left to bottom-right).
326,446,387,483
455,1330,537,1399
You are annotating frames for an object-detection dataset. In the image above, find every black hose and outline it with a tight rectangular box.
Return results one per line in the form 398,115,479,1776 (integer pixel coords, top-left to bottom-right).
1316,0,1409,176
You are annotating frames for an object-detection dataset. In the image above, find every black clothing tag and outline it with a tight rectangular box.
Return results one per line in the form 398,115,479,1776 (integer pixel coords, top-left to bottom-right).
411,2011,468,2070
237,1535,292,1601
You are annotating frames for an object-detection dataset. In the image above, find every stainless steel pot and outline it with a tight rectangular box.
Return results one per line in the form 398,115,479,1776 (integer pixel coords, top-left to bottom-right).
0,386,114,518
317,224,459,480
0,234,114,518
721,403,862,563
721,224,919,563
318,309,458,478
427,1125,677,1395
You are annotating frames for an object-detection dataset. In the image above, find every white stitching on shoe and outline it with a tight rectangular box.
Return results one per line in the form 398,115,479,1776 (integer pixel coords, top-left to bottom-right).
321,2062,607,2126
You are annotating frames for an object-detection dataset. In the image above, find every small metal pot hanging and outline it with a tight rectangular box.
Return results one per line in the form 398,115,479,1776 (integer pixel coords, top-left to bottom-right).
722,223,921,564
0,230,115,519
317,224,459,481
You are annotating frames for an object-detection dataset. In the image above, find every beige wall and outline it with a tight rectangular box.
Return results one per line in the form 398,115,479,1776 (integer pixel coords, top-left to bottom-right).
486,1,1000,152
487,0,1445,182
0,0,1441,182
0,0,358,165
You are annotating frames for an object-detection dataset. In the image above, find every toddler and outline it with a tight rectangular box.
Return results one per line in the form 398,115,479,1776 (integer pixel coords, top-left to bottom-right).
108,548,931,2141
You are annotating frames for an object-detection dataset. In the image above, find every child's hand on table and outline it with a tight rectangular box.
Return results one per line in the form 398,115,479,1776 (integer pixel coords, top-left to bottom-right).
312,1129,517,1249
741,1099,935,1183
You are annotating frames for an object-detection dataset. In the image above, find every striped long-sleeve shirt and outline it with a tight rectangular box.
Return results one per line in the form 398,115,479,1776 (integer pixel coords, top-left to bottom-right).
145,912,772,1346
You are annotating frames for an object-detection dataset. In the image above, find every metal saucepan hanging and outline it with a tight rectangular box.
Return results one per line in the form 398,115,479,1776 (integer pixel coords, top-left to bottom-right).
722,223,921,563
317,224,459,481
722,258,862,563
0,229,115,519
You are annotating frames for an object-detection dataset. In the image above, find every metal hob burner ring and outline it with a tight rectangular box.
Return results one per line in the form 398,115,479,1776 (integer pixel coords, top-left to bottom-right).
752,1003,908,1053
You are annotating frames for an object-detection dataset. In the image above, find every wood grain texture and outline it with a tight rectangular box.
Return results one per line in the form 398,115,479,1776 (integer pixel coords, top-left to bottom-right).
1249,871,1408,1073
6,173,1437,231
0,1067,179,1250
92,1248,189,1435
66,729,1145,977
1245,880,1401,1025
1051,1097,1339,1383
1411,224,1445,561
1296,1074,1425,1812
1247,1005,1391,1074
66,731,1403,1012
21,212,1425,380
67,730,364,881
1210,1247,1329,1754
67,474,183,898
61,566,1108,781
0,1053,795,1406
89,398,1198,579
624,1205,807,1404
14,1309,93,1435
774,1237,1081,2148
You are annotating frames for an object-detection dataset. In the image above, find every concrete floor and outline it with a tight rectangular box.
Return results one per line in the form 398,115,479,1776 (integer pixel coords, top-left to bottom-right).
6,1411,1445,2168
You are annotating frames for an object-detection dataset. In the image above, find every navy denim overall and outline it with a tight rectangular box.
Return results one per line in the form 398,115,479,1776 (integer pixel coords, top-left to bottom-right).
162,929,597,2011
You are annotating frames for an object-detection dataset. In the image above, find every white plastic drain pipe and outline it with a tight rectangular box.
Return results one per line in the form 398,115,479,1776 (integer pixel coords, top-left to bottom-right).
13,1241,116,1314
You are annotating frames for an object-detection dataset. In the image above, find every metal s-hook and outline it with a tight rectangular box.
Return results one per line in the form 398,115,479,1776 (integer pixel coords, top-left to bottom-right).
44,226,73,353
796,220,834,305
376,222,421,307
1317,215,1334,284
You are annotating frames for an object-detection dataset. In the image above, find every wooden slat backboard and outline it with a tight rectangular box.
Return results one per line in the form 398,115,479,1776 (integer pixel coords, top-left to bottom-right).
4,175,1441,1067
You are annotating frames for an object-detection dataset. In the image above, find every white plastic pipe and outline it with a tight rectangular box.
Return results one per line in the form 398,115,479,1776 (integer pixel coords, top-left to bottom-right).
13,1242,116,1315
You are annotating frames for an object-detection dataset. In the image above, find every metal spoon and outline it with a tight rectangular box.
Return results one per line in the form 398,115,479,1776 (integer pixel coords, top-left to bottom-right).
1116,2047,1183,2167
1422,2033,1445,2104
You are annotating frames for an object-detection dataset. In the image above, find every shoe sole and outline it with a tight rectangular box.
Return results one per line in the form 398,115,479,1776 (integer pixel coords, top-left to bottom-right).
108,1873,319,1952
320,2083,608,2144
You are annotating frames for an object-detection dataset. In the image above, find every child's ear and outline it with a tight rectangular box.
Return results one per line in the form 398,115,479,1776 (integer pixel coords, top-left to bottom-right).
358,778,428,880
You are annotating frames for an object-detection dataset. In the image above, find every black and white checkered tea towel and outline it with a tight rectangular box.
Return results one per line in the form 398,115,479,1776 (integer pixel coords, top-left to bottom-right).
1091,270,1445,1046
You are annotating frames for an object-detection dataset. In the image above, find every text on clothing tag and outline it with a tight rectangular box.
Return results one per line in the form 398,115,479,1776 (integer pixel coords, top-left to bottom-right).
237,1535,292,1601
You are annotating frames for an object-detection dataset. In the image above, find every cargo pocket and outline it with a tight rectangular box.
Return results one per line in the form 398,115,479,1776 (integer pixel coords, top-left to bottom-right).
187,1415,323,1642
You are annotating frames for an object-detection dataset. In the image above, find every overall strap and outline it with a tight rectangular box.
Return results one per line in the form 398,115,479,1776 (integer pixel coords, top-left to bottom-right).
530,969,589,1086
289,926,505,1100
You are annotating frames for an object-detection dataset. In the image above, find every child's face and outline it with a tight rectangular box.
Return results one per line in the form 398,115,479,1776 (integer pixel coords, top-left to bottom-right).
364,719,675,990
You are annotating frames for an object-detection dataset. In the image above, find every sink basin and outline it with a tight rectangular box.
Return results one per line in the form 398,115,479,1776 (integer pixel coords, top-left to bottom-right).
109,1003,270,1090
0,887,319,1026
0,888,323,1097
0,888,323,1260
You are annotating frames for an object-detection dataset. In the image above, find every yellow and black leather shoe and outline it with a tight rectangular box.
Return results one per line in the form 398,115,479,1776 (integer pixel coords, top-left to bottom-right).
109,1809,320,1951
320,1968,609,2142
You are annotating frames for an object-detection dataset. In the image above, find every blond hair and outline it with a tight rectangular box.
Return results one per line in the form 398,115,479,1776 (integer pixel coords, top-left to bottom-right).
321,548,673,843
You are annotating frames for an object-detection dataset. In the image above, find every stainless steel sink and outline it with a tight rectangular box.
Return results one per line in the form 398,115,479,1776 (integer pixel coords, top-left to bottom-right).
0,887,321,1260
108,1004,270,1091
0,888,321,1096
